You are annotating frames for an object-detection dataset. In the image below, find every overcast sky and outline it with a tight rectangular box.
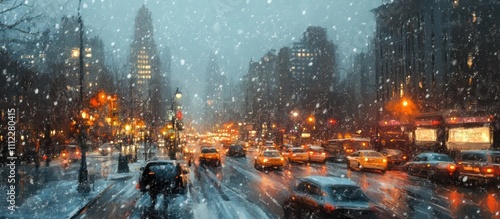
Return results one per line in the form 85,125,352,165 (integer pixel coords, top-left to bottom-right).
38,0,381,80
29,0,382,119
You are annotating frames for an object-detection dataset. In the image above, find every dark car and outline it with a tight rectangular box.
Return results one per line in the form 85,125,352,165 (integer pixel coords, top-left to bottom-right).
380,149,408,168
137,160,186,208
226,144,246,157
456,150,500,185
283,176,378,219
402,152,457,183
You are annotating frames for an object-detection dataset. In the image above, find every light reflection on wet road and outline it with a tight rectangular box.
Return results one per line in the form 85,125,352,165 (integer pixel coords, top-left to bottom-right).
73,147,500,218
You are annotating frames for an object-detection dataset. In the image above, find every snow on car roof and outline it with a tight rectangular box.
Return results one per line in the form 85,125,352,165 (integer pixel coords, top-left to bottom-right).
304,176,357,187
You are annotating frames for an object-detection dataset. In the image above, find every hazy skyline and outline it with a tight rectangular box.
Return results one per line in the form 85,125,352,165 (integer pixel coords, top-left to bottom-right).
35,0,381,81
20,0,383,120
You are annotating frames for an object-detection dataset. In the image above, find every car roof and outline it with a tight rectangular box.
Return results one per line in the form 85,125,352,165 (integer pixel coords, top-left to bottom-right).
416,152,448,156
145,160,177,166
461,150,500,155
290,147,305,150
262,149,280,153
358,150,379,153
303,176,358,187
309,145,323,149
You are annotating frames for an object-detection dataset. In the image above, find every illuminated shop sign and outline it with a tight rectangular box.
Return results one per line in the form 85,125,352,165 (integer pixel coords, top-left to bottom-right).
446,116,492,124
448,127,490,143
415,128,437,142
414,120,441,126
379,119,403,126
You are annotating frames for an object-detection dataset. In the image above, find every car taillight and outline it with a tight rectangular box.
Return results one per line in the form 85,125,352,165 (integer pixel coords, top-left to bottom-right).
383,159,387,163
263,158,268,163
136,183,140,189
76,151,79,155
62,153,66,157
403,155,408,160
483,167,494,173
280,157,284,161
324,203,336,213
448,164,456,171
309,151,313,155
364,158,368,162
321,152,326,156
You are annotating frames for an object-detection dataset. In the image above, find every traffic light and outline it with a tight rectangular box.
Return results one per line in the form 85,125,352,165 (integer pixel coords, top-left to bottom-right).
328,118,337,126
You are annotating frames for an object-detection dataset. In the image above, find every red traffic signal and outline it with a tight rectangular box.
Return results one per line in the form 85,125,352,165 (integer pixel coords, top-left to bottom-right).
328,119,337,125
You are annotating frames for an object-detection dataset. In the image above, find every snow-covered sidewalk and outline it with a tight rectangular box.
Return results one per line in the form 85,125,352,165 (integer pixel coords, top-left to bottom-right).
2,179,112,219
1,158,145,219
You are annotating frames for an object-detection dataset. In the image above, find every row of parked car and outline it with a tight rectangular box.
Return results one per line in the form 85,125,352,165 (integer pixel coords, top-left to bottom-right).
345,149,500,186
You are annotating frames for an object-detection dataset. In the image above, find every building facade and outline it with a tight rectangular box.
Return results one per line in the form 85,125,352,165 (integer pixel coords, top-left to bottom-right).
373,0,500,114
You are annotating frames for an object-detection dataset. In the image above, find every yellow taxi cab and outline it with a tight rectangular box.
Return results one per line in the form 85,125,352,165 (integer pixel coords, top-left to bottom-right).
346,150,388,173
283,147,309,163
199,146,221,167
254,150,285,170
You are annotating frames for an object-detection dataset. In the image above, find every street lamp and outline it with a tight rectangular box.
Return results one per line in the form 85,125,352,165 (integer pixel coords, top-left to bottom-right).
77,0,90,194
169,88,182,160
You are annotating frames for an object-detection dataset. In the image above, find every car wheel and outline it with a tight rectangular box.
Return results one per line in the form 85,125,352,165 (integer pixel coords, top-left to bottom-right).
254,162,259,170
381,168,386,174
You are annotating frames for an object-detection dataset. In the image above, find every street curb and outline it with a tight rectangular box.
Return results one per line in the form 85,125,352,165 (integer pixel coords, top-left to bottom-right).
69,183,114,219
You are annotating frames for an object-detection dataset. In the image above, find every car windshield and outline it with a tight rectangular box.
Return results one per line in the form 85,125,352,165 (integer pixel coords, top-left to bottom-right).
328,186,369,202
491,154,500,164
263,151,280,157
231,145,243,150
429,155,454,162
311,148,324,152
383,149,401,156
148,164,176,179
461,153,487,162
201,148,217,153
363,151,383,157
291,148,305,153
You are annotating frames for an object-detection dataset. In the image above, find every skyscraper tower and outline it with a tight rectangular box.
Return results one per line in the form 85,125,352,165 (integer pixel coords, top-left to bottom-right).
130,5,161,104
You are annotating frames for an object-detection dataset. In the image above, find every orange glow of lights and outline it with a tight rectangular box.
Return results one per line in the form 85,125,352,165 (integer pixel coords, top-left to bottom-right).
448,165,456,171
383,159,387,163
324,203,336,212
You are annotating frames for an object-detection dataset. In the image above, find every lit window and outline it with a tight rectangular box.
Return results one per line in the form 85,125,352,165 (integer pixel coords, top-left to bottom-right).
71,48,80,58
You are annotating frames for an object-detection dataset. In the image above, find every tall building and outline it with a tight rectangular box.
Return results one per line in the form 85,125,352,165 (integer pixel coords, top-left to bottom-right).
203,54,226,131
129,5,168,132
276,26,337,125
130,5,161,104
373,0,500,113
244,51,278,138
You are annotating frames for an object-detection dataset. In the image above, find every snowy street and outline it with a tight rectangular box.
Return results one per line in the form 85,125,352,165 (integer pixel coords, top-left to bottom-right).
3,145,498,219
